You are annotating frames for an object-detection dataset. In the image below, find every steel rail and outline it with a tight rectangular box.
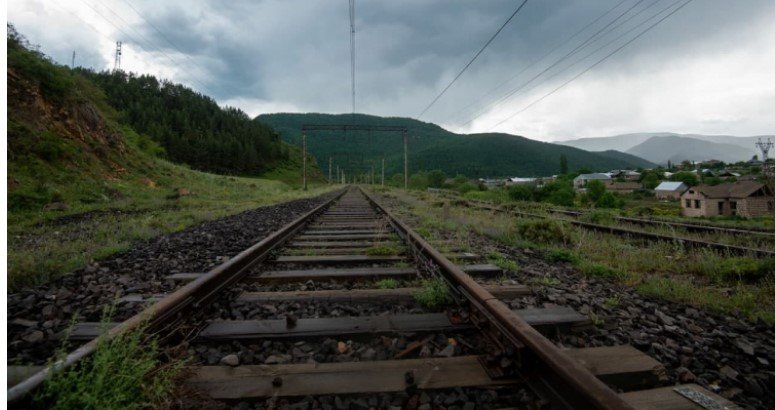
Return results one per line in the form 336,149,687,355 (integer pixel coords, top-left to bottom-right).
8,189,347,405
360,187,633,410
474,202,775,258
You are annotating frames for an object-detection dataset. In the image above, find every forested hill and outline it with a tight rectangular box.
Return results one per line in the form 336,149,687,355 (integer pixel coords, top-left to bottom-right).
257,113,655,177
78,71,291,175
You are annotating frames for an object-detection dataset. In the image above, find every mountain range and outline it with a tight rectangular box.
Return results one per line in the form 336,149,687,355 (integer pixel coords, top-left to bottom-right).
559,132,772,164
256,113,655,178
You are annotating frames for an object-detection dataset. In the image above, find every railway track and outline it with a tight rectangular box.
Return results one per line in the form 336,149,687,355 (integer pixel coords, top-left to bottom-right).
9,187,738,409
427,191,774,258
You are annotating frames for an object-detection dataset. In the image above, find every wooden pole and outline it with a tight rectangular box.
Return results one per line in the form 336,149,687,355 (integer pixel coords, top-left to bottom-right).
302,132,307,190
328,157,332,183
403,130,408,189
371,165,374,185
381,157,385,187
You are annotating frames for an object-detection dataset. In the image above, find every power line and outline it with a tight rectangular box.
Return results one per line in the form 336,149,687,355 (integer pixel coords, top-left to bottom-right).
446,0,629,123
349,0,356,113
416,0,530,119
457,0,651,128
78,0,213,93
487,0,693,132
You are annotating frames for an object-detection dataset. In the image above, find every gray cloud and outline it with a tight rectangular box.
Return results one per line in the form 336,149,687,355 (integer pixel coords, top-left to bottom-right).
8,0,775,138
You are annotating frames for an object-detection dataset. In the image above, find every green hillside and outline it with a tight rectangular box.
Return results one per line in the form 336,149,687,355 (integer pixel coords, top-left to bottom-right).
7,28,329,288
257,113,654,178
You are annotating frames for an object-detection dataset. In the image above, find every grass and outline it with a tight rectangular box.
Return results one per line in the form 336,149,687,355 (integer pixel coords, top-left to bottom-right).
604,295,622,308
8,146,337,290
376,278,399,289
487,251,519,273
386,187,775,325
35,309,183,409
365,243,405,256
412,278,453,310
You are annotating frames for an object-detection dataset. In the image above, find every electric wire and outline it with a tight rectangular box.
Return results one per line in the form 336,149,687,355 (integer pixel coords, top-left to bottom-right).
486,0,693,132
446,0,629,124
457,0,651,128
416,0,530,119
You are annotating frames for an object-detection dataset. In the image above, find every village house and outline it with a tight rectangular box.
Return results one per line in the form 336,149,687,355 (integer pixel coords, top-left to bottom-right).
504,177,536,186
606,181,641,194
573,173,611,190
608,170,641,181
680,181,775,218
654,181,688,200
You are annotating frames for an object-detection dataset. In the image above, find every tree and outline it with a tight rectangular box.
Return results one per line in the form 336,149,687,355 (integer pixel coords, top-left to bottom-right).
560,154,568,174
670,171,699,187
640,171,661,190
586,180,606,203
547,188,575,207
596,192,619,208
427,169,446,188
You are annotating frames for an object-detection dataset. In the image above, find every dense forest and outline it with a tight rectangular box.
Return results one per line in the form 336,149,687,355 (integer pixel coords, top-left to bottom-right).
80,70,288,175
257,113,655,178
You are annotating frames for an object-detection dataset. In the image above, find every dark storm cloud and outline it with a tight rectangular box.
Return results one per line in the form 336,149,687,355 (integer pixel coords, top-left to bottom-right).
9,0,775,137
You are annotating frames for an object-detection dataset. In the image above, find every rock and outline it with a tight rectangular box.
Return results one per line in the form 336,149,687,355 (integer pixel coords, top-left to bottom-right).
220,354,240,366
265,354,291,364
721,387,743,400
23,330,45,343
11,318,38,327
655,310,674,326
677,366,696,383
735,339,755,356
719,365,739,381
361,348,376,361
337,341,349,354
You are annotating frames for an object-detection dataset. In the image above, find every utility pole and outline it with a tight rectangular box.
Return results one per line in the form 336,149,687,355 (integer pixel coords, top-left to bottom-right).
113,41,122,72
328,157,332,183
71,51,76,68
302,132,307,190
403,130,408,189
371,164,374,185
381,157,385,187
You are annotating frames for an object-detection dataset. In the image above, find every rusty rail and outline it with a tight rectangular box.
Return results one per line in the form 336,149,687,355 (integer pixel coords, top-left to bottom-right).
8,189,346,405
361,188,633,410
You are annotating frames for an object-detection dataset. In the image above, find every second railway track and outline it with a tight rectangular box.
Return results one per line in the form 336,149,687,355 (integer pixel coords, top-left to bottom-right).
9,187,739,409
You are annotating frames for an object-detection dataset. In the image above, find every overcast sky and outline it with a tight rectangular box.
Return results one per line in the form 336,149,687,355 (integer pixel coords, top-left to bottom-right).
8,0,775,141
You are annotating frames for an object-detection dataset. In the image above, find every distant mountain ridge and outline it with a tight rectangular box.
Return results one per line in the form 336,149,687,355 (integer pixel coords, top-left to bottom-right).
558,132,771,164
256,113,656,177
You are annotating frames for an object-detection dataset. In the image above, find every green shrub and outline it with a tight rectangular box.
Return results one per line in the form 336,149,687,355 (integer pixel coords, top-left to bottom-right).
457,182,477,194
595,192,621,209
516,219,573,245
412,278,453,309
508,185,534,201
546,249,579,264
582,210,615,225
35,310,182,409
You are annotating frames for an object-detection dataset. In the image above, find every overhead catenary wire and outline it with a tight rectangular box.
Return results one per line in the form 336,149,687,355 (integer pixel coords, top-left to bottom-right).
486,0,694,132
77,0,217,95
446,0,629,123
416,0,530,119
457,0,652,128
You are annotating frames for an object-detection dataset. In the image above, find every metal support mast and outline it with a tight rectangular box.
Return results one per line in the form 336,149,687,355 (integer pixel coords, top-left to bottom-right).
403,130,408,189
113,41,122,72
756,138,773,177
302,132,307,190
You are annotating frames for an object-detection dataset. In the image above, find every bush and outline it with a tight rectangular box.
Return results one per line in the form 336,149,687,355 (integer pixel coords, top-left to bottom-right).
427,169,446,188
516,219,573,245
586,180,606,203
582,210,615,225
457,182,477,194
595,192,621,209
508,185,534,201
546,249,579,264
547,188,576,206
